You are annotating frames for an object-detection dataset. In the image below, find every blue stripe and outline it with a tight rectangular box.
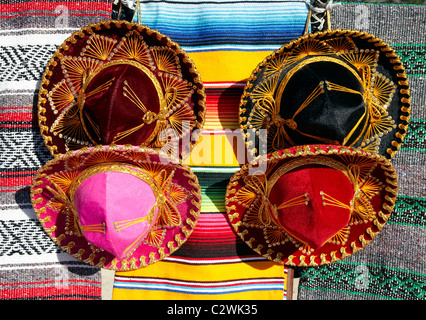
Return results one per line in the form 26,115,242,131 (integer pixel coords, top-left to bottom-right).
132,1,309,50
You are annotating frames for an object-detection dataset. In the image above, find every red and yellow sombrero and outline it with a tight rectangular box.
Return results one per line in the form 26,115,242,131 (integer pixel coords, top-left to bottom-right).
225,145,398,267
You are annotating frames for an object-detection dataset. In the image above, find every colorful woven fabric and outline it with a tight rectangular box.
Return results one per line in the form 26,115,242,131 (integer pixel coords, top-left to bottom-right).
112,0,310,300
295,3,426,300
0,0,111,300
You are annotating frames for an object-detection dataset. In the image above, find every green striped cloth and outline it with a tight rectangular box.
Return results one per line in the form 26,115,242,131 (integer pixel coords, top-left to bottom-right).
296,2,426,300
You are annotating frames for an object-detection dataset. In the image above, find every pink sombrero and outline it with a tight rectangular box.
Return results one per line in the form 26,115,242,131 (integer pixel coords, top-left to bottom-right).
31,145,202,271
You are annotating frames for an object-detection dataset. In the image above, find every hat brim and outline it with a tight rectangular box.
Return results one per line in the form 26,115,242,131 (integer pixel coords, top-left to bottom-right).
38,20,206,158
31,145,202,271
239,29,410,159
225,144,398,267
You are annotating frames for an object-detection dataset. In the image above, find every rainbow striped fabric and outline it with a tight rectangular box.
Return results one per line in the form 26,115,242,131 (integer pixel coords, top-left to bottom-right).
112,0,309,300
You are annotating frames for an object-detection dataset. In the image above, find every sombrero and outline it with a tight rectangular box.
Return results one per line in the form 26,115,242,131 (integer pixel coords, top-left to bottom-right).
239,29,411,159
225,144,398,267
30,144,202,271
38,20,206,159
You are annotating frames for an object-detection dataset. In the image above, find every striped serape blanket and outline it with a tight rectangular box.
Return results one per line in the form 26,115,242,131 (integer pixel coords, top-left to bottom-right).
112,0,310,300
0,0,112,300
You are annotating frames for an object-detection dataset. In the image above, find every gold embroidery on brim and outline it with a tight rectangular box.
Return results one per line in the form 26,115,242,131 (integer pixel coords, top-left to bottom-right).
242,175,276,227
351,195,375,224
328,226,350,245
339,50,379,71
61,57,102,93
81,34,117,61
64,154,85,170
250,74,280,112
153,169,183,228
65,140,91,153
50,67,114,144
325,37,357,52
243,198,268,228
160,73,194,111
145,229,166,248
340,155,377,181
168,183,191,205
45,181,83,237
47,169,80,194
168,105,196,136
121,148,149,162
234,186,258,207
263,53,289,79
150,47,182,77
362,106,395,146
47,80,75,114
291,38,335,58
263,227,287,247
50,103,92,144
373,73,397,108
359,176,383,199
81,149,126,166
109,31,153,69
134,160,174,179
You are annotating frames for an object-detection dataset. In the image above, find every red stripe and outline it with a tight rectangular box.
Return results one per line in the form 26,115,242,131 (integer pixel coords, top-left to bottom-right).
0,176,33,187
1,171,37,176
0,12,110,19
0,279,101,287
0,124,33,129
0,286,101,300
0,2,110,13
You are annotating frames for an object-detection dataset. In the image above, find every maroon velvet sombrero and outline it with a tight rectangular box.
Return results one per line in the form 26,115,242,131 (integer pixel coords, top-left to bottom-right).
31,145,202,271
225,144,398,267
38,20,206,159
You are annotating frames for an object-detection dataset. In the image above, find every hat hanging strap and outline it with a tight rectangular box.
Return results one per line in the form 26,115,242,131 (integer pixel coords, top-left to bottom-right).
303,0,342,34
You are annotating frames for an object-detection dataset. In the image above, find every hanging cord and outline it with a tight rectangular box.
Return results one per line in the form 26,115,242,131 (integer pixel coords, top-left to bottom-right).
112,0,137,21
305,0,342,32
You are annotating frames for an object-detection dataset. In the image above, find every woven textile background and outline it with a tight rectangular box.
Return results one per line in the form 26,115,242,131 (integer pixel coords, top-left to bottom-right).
0,0,424,301
0,0,111,300
296,3,426,300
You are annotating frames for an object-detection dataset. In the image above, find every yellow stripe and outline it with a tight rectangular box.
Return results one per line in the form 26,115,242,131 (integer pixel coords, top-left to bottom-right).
187,51,272,82
113,260,285,300
184,133,245,167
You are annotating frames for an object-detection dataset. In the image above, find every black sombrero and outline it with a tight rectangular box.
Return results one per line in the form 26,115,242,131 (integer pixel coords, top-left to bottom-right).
239,29,410,160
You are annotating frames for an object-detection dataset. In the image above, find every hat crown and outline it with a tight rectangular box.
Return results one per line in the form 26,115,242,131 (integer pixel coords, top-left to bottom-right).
269,167,352,250
276,57,366,146
74,169,158,258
